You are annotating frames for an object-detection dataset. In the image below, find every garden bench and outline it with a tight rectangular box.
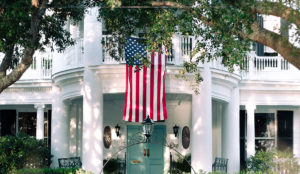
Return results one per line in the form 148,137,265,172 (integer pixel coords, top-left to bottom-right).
58,157,82,168
212,157,228,173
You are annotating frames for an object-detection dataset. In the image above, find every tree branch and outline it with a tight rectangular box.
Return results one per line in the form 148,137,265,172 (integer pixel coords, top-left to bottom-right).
150,1,188,8
241,21,300,69
0,48,34,93
255,1,300,27
0,45,14,77
149,1,212,26
0,0,49,93
224,0,300,27
32,0,39,8
0,1,5,14
150,1,300,68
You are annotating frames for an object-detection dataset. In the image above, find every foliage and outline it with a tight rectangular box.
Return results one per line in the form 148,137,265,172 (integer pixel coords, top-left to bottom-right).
246,149,300,173
0,0,89,55
98,0,300,93
246,150,275,173
98,0,254,70
0,0,92,93
17,167,93,174
272,150,300,174
1,0,300,92
173,154,191,173
16,168,44,174
103,158,119,174
0,134,52,174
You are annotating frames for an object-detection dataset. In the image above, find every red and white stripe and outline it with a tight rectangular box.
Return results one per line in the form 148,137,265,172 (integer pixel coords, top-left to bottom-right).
123,52,168,122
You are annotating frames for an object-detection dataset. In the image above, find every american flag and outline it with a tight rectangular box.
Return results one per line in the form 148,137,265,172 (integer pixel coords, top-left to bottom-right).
123,38,168,122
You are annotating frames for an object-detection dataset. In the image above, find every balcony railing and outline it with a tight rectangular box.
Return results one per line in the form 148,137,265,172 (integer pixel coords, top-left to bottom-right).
181,36,193,58
102,35,126,64
43,35,292,81
101,35,300,81
64,38,84,68
21,54,53,80
101,35,192,65
241,52,300,80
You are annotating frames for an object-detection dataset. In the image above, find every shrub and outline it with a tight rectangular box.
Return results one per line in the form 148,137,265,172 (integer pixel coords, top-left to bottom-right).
246,150,275,172
16,168,44,174
246,149,300,173
272,150,300,173
173,154,191,173
17,168,93,174
103,158,119,174
0,134,52,174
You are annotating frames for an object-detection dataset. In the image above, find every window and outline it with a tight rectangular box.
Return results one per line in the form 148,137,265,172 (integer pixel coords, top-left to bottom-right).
0,110,16,136
277,111,293,153
18,112,37,137
255,113,275,151
18,111,50,142
254,15,278,57
254,111,293,152
240,110,247,169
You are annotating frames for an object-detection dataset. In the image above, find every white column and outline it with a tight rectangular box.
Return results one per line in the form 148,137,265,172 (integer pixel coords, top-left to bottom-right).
84,8,102,66
172,34,181,65
82,70,103,174
222,87,240,173
51,85,69,167
81,7,103,174
191,64,212,173
248,52,255,79
246,104,256,158
34,104,45,140
293,108,300,163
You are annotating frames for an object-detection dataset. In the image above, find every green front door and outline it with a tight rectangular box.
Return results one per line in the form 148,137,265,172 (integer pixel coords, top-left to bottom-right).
127,125,166,174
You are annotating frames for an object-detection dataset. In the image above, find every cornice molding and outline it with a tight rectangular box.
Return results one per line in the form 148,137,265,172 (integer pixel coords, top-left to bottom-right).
3,86,52,93
52,67,84,87
240,80,300,91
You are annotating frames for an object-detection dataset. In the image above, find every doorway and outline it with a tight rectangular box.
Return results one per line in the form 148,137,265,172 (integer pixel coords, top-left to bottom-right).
126,125,166,174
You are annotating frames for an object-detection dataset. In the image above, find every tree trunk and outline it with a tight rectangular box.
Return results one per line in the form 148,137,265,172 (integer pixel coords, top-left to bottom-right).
0,48,34,93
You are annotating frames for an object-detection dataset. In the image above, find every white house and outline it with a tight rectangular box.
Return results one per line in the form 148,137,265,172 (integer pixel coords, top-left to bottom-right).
0,8,299,174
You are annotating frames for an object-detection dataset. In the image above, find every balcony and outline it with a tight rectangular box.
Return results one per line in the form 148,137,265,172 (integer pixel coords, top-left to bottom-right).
16,34,299,82
21,53,53,80
101,34,194,65
241,52,300,81
0,51,53,81
63,38,84,69
101,35,300,81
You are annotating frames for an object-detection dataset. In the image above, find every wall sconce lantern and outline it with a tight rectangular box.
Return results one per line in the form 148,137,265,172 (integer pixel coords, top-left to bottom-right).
142,115,154,142
115,124,120,137
173,125,179,137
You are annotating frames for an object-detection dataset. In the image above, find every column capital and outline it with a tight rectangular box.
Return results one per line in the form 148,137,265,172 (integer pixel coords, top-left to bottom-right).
34,104,45,109
245,104,256,111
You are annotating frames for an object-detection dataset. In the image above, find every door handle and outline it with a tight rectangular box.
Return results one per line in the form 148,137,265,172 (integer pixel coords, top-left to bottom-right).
144,149,146,156
147,149,150,157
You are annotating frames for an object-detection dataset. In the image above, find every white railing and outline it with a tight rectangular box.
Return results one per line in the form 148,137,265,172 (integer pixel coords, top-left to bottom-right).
241,52,300,80
101,35,300,81
102,35,126,64
166,43,175,64
101,35,178,65
210,59,229,72
253,56,290,71
64,38,84,68
181,36,193,57
21,53,53,80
